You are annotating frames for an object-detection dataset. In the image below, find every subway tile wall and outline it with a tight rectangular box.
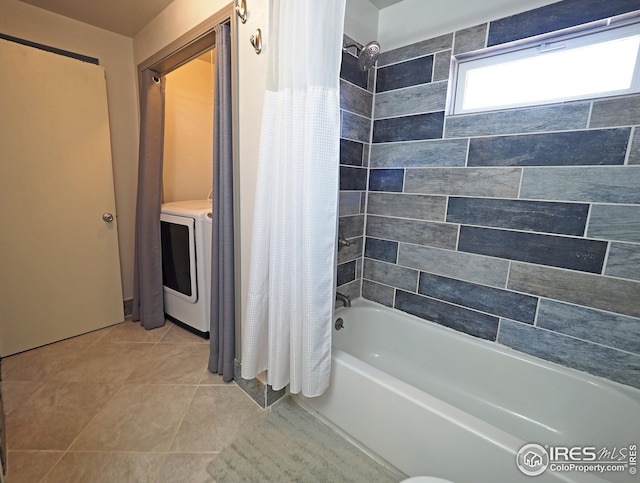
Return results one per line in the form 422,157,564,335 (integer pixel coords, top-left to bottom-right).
339,0,640,389
337,35,374,300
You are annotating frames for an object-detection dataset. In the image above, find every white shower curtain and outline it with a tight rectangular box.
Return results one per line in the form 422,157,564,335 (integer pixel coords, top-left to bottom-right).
242,0,346,397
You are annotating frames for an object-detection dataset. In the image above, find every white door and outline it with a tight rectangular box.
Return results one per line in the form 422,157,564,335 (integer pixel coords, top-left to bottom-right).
0,39,124,356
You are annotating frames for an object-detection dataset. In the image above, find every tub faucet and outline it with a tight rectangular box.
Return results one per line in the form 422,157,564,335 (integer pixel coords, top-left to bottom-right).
335,291,351,308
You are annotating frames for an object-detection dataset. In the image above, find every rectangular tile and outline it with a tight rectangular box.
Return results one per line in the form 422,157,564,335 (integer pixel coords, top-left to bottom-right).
373,112,444,143
340,139,364,167
404,167,521,198
341,111,371,143
537,299,640,355
378,34,453,67
591,95,640,128
628,128,640,165
374,81,448,119
339,166,367,191
338,278,362,302
362,280,395,307
376,55,433,93
368,169,404,192
468,129,630,167
520,166,640,204
605,242,640,282
337,236,363,265
397,244,509,288
369,139,467,168
367,193,446,221
587,204,640,243
364,237,398,264
453,24,487,55
507,262,640,318
337,260,357,286
444,103,589,137
395,290,499,341
339,192,362,216
446,198,589,236
366,215,458,249
487,0,640,46
419,273,537,324
498,319,640,389
433,50,452,82
339,214,364,239
363,259,418,292
340,79,373,118
340,51,368,89
459,226,607,273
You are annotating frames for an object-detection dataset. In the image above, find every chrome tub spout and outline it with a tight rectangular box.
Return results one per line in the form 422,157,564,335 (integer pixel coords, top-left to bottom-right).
335,291,351,308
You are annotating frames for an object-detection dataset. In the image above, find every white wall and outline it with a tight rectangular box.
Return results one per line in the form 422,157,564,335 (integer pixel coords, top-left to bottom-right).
0,0,139,300
163,56,214,203
344,0,379,44
133,0,270,342
378,0,562,51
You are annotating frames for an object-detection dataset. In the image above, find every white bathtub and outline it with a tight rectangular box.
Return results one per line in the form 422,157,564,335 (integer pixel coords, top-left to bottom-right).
298,299,640,483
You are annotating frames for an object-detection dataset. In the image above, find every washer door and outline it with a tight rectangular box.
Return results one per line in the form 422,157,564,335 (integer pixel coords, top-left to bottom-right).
161,213,198,303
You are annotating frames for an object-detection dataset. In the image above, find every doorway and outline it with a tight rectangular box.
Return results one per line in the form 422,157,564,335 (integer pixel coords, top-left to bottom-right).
163,49,215,203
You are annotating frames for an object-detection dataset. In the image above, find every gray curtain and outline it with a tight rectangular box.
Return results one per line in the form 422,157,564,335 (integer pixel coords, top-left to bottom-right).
209,23,235,382
132,70,166,330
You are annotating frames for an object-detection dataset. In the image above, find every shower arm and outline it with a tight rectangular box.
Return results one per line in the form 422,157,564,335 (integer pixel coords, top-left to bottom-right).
342,43,361,54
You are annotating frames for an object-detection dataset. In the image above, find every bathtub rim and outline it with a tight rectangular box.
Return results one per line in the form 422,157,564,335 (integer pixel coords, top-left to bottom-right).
334,298,640,404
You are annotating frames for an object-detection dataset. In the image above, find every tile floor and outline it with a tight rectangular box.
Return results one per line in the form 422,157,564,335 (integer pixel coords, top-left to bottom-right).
1,319,263,482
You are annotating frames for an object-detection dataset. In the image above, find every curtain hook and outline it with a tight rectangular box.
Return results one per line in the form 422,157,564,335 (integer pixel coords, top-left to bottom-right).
235,0,247,24
250,29,262,55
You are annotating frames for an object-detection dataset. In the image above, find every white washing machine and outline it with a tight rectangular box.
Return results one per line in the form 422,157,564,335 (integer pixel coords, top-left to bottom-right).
160,200,212,336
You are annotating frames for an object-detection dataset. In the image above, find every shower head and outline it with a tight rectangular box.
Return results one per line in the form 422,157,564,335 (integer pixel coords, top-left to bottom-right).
357,41,380,71
343,40,381,71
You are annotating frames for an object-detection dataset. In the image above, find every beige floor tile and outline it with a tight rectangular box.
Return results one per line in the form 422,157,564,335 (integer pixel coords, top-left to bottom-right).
157,453,216,483
50,342,154,384
105,320,171,343
1,338,92,382
7,382,119,450
6,450,64,483
198,369,227,385
0,380,41,414
42,451,165,483
125,343,209,385
170,386,262,453
71,384,196,452
160,323,209,344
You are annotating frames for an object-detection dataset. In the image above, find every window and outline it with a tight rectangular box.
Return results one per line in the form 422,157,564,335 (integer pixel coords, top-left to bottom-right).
449,20,640,115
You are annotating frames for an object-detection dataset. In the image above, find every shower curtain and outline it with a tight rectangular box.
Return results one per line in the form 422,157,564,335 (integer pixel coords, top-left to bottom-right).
132,71,166,330
209,23,235,383
242,0,346,397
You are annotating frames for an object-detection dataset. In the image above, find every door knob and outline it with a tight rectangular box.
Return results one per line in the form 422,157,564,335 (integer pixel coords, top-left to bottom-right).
102,213,114,222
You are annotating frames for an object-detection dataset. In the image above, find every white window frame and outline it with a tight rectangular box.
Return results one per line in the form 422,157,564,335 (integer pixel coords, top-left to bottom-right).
448,15,640,115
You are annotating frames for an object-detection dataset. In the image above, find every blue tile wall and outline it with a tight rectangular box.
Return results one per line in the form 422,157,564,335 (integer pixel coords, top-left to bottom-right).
376,55,433,93
395,290,500,341
368,169,404,192
467,129,630,167
446,198,589,236
349,0,640,389
458,226,608,273
339,166,367,191
373,112,444,143
487,0,640,46
337,37,375,299
418,272,538,324
340,139,364,166
365,237,398,263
